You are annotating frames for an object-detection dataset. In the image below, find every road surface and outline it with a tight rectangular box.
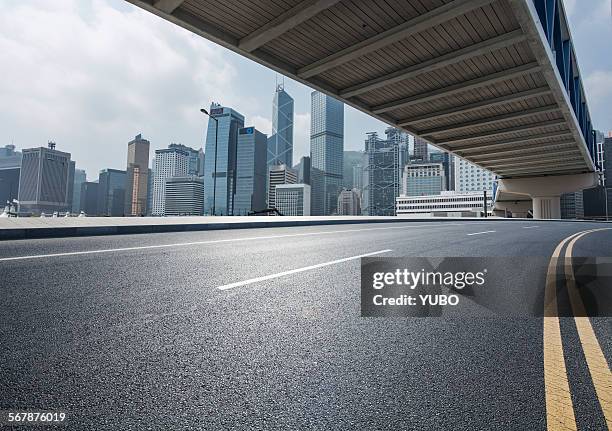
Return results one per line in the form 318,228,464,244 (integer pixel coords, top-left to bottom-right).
0,220,610,430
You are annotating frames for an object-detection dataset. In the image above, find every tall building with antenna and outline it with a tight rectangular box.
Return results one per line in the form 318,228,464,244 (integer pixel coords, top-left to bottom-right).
267,81,294,168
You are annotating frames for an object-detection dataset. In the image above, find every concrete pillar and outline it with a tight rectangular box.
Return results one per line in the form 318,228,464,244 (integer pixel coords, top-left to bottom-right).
497,172,598,220
532,196,561,219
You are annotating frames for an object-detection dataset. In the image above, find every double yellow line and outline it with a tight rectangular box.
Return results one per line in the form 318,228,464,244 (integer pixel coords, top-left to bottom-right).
544,228,612,430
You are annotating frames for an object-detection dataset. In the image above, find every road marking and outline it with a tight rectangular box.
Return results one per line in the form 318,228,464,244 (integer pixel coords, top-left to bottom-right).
543,230,583,431
564,229,612,428
466,230,496,236
217,249,392,291
523,226,540,229
0,224,446,262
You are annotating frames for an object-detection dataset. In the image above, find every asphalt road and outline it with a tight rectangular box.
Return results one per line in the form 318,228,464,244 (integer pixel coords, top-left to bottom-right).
0,220,610,430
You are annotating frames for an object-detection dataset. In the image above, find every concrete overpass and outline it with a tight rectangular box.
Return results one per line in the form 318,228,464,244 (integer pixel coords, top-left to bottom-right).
127,0,599,219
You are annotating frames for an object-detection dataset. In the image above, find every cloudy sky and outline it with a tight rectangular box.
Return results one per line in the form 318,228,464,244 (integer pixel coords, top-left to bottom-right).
1,0,611,178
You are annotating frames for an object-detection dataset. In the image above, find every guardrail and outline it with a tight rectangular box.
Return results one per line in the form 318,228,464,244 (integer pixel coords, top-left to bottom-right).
532,0,597,168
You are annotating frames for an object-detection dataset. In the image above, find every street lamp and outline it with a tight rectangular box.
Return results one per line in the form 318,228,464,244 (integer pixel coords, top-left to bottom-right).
201,108,219,216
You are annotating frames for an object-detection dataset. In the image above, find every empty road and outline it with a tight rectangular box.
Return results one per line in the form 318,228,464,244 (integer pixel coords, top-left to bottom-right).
1,220,610,430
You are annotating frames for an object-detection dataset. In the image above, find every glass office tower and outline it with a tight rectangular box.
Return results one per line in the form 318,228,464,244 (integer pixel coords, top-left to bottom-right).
267,84,294,168
203,104,245,215
234,126,268,215
310,91,344,215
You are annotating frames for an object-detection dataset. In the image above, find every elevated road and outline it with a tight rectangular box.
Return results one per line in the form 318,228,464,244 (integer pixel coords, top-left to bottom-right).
127,0,597,188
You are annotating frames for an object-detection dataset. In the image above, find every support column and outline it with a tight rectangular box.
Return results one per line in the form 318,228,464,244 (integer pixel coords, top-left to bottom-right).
497,172,598,220
532,196,561,219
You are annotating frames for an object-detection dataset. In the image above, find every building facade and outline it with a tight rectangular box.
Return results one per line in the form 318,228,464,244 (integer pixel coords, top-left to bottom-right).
454,157,495,193
79,181,99,215
337,188,361,215
124,134,150,216
267,84,294,167
152,146,191,216
98,169,127,216
310,91,343,215
396,191,492,217
165,176,204,216
414,137,429,162
203,104,245,215
275,184,310,216
17,143,74,214
71,169,86,214
402,163,445,197
0,144,21,206
362,129,408,216
234,126,267,215
268,163,296,210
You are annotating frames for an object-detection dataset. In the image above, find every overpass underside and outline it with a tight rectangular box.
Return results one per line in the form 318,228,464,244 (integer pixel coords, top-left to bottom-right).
128,0,598,218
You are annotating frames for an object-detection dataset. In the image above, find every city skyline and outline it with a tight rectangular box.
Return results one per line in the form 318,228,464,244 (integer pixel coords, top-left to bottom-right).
1,0,610,179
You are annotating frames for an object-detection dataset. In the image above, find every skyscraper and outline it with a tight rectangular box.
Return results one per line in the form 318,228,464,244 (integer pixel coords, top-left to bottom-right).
124,134,150,216
268,83,294,167
203,104,245,215
152,146,191,216
343,151,363,190
72,169,86,214
294,155,311,185
17,143,74,215
337,189,361,215
80,181,99,215
414,137,429,161
362,129,408,216
98,169,127,216
234,126,267,215
310,91,344,215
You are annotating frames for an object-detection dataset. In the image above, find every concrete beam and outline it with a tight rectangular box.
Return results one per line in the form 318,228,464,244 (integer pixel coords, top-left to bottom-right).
460,142,575,159
372,62,541,114
153,0,184,13
483,155,584,169
297,0,496,78
497,163,589,176
398,86,550,126
441,119,567,146
339,30,526,98
238,0,341,52
419,104,560,137
453,131,573,152
471,148,578,163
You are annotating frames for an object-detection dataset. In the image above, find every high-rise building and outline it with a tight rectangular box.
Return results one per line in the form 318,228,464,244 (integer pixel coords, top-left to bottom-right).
71,169,86,213
203,104,245,215
125,134,150,216
98,169,126,216
414,137,429,161
152,146,191,216
560,192,583,219
0,144,21,206
275,184,310,216
402,163,446,197
430,151,455,191
454,158,495,193
362,129,408,216
268,163,296,210
294,156,311,185
17,143,74,215
343,151,363,190
268,84,294,167
79,181,99,216
337,188,361,215
352,164,363,192
234,126,267,215
310,91,344,215
165,176,204,216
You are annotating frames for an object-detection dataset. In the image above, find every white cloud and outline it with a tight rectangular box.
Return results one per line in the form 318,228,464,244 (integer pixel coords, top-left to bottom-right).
0,0,238,176
585,70,612,128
